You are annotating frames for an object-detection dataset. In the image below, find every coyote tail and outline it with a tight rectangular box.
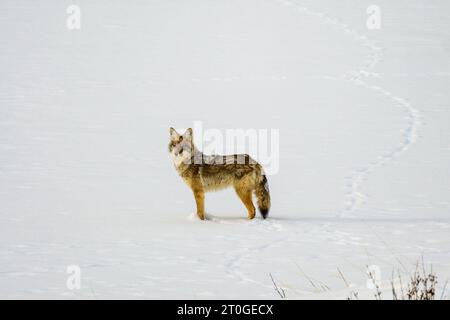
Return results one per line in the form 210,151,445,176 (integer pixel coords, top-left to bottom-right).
255,166,271,219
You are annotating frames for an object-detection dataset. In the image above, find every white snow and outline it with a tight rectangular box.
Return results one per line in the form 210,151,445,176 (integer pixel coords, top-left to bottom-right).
1,0,450,299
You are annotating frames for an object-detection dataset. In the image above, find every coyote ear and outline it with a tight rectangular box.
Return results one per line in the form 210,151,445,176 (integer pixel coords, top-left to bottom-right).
170,127,180,140
184,128,193,140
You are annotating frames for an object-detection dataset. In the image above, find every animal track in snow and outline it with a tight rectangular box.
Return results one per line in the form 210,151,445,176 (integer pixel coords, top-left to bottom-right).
275,0,421,216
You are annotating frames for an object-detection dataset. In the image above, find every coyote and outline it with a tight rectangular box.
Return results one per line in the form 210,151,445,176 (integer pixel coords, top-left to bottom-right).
168,127,270,220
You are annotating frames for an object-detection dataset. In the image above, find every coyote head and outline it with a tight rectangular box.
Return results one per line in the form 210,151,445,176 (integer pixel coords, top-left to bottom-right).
168,127,194,167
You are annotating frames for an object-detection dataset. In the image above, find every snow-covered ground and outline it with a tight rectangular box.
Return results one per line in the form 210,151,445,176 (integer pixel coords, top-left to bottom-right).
1,0,449,299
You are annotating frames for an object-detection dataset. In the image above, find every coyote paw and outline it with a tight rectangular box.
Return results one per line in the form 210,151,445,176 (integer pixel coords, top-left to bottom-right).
197,213,205,220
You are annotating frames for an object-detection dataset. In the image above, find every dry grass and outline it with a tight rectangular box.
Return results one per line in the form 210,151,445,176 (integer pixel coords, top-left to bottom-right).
357,257,446,300
272,258,447,300
367,266,383,300
392,258,440,300
269,273,286,299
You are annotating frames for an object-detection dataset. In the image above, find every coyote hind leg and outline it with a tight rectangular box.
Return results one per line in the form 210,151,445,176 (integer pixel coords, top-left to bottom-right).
235,186,256,219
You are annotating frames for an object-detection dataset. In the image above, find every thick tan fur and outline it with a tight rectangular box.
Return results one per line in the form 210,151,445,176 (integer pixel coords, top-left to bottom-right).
169,127,271,220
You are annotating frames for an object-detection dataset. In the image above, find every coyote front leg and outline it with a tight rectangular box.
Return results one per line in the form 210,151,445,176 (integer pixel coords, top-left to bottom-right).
193,189,205,220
